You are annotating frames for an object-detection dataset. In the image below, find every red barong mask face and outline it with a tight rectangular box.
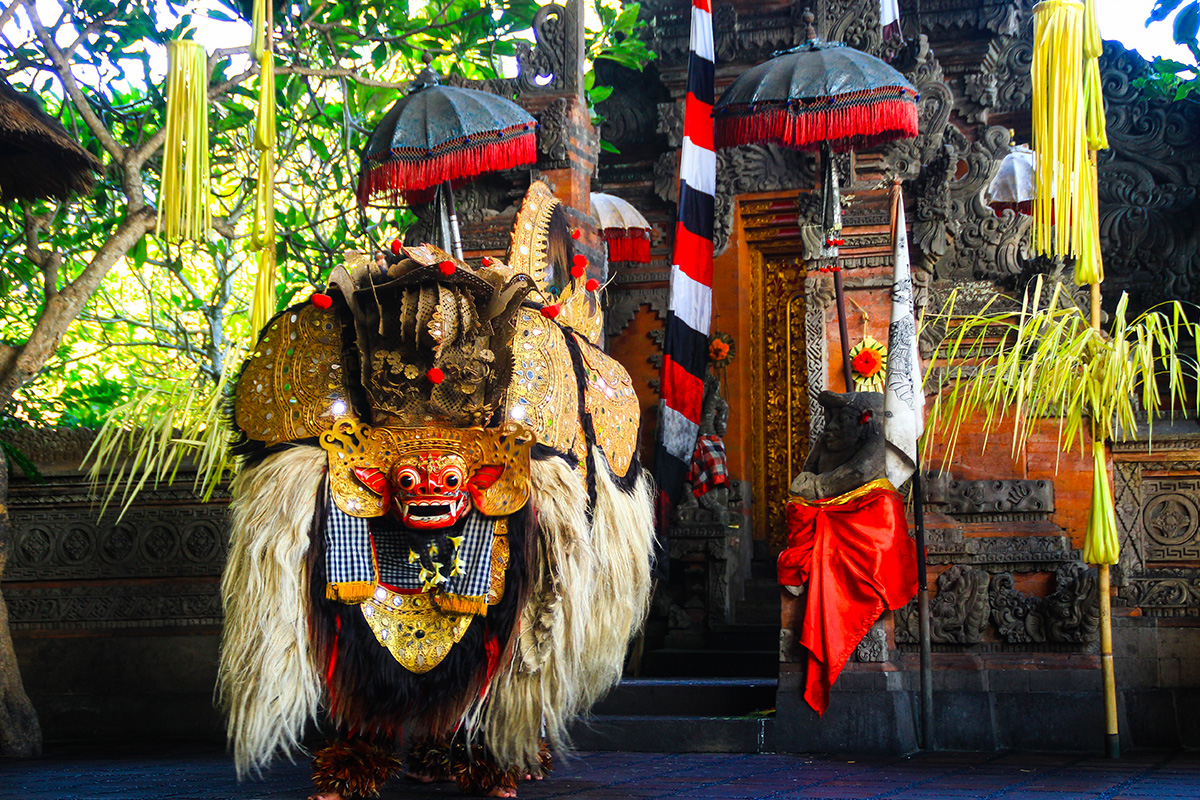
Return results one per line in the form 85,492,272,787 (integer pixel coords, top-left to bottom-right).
390,452,469,528
351,448,508,529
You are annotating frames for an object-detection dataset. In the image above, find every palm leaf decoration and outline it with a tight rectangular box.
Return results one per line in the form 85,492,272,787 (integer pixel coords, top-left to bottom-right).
83,351,241,520
925,276,1200,564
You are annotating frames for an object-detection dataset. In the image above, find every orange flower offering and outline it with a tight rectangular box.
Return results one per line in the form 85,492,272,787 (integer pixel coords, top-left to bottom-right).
852,347,884,378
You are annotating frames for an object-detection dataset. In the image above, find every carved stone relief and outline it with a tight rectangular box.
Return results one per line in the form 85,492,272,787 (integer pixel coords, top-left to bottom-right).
990,563,1099,645
605,287,669,338
896,564,990,644
1113,459,1200,617
897,0,1032,36
1098,43,1200,310
896,561,1098,647
4,474,230,631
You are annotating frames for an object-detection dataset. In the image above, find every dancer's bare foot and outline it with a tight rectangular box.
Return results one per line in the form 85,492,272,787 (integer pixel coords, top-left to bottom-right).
485,786,517,798
307,793,343,800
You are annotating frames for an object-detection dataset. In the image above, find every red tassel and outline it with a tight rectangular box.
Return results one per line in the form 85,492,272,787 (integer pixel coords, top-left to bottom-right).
540,304,560,319
427,367,445,384
713,95,918,153
311,293,332,309
585,278,600,292
439,260,457,276
357,132,537,207
605,229,652,264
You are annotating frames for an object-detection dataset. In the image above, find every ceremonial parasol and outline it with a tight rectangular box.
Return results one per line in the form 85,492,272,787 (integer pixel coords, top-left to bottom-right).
986,144,1035,217
356,67,538,258
591,192,652,263
712,11,919,388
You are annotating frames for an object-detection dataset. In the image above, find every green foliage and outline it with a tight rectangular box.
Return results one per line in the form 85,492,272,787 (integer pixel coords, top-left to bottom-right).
1137,1,1200,100
2,0,654,432
926,278,1200,467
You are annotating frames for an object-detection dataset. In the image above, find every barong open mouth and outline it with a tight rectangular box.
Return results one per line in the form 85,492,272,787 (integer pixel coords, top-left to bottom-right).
400,494,469,527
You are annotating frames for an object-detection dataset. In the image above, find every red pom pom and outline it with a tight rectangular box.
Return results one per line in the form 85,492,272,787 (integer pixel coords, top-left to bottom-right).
572,254,588,269
426,367,445,384
438,260,456,276
481,256,492,267
390,239,402,255
540,304,561,319
571,265,585,279
310,293,333,310
571,228,582,240
585,279,600,292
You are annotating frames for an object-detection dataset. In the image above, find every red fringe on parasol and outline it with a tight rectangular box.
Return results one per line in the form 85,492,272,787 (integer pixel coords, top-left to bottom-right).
356,129,536,206
715,96,918,153
604,228,651,263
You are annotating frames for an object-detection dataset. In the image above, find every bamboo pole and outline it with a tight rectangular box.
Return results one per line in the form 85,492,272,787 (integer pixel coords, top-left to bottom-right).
1089,148,1119,759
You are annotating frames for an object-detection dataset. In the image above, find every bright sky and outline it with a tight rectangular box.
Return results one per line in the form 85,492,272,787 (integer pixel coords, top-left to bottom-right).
1097,0,1194,62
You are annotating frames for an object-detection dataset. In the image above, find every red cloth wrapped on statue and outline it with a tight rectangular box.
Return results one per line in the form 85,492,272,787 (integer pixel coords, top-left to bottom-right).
777,478,918,716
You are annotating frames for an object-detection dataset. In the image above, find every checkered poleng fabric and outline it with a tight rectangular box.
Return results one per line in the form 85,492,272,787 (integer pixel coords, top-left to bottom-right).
325,498,496,597
686,434,729,498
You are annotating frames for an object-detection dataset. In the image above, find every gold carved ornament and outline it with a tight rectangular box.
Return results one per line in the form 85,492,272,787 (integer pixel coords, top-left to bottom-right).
575,334,640,477
361,586,474,674
319,419,534,518
234,303,356,444
360,515,511,673
507,180,559,293
501,311,582,460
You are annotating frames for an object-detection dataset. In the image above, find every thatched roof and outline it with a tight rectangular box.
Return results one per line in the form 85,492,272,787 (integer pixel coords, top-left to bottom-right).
0,77,102,202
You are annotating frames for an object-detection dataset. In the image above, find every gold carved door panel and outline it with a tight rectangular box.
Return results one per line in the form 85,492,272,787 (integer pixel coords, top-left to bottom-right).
752,254,810,552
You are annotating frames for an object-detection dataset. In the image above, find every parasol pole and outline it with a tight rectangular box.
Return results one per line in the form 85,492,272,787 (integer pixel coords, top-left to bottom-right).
913,454,933,749
444,179,464,260
821,142,855,389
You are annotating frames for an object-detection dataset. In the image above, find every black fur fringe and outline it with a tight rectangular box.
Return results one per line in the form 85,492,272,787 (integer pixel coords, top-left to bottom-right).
311,739,401,799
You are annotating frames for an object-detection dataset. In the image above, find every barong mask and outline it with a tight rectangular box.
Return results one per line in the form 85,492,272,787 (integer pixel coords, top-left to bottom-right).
352,449,510,529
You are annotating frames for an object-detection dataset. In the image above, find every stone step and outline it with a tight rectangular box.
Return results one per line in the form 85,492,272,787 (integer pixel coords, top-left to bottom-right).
592,677,777,717
733,600,782,625
640,648,778,678
568,714,775,753
706,623,779,651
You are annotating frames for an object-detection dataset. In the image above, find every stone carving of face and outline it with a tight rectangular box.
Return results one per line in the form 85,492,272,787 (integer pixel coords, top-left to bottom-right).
389,451,471,529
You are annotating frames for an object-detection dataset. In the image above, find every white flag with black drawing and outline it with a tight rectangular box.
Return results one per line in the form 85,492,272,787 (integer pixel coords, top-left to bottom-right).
883,188,924,488
881,0,901,39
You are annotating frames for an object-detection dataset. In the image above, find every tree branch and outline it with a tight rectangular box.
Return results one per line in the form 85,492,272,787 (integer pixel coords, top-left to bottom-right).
20,0,123,161
0,208,157,406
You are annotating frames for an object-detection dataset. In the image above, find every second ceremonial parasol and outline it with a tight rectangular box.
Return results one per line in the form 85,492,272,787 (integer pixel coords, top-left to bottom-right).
712,11,919,387
356,68,538,257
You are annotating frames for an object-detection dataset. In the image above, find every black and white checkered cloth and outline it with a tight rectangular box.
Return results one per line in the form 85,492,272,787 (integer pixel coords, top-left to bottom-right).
374,511,495,597
325,498,495,597
325,494,376,586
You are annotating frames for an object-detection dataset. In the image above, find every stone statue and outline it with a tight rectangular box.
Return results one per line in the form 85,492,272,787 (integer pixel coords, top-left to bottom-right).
789,390,887,502
777,389,917,715
677,372,732,524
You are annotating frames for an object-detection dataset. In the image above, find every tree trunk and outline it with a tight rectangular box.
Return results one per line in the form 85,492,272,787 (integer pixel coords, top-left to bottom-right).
0,456,41,757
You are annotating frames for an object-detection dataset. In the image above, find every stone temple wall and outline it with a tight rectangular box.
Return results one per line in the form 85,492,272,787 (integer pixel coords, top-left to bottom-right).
2,427,226,742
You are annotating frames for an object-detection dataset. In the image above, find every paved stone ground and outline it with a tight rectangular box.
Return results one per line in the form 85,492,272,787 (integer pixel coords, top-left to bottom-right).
3,746,1199,800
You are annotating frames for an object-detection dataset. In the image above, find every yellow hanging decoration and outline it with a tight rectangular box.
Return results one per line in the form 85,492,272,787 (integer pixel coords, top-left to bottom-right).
1084,439,1119,565
1082,0,1108,151
248,0,278,336
1031,0,1084,263
158,40,211,242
